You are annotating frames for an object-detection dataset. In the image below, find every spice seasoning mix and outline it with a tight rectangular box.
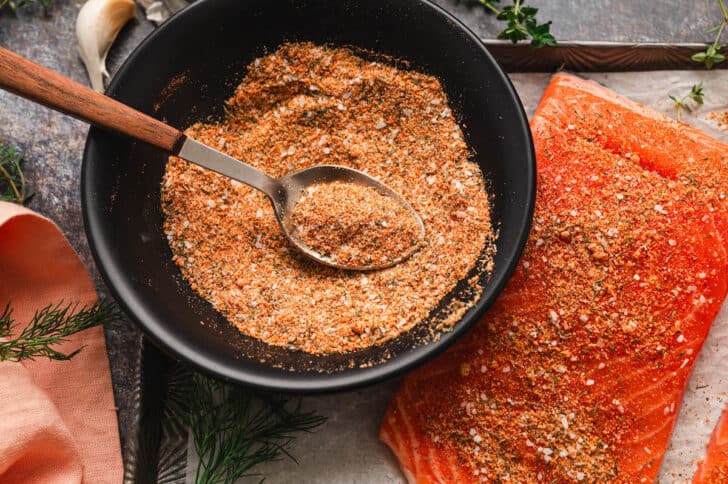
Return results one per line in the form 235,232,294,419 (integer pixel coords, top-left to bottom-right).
162,42,494,354
291,181,422,268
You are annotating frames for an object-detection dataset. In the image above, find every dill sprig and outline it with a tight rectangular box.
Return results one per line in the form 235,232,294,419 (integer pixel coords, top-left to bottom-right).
0,0,52,12
668,82,705,120
0,144,32,205
478,0,556,49
693,0,728,68
0,301,120,361
167,370,326,484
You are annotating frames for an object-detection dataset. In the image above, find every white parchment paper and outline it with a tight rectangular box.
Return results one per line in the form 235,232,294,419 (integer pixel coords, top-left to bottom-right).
187,71,728,483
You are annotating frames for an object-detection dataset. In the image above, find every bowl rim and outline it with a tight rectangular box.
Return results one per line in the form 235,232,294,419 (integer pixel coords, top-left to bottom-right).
81,0,536,393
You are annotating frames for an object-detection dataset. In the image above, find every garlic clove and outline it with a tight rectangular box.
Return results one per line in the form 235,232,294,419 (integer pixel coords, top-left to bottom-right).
75,0,136,92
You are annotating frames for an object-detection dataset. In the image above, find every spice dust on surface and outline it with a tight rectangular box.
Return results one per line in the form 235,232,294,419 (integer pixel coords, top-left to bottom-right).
162,42,495,355
708,110,728,130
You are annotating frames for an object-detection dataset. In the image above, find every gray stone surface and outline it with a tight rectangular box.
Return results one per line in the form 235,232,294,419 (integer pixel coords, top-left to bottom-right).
0,0,153,454
0,0,722,468
434,0,718,43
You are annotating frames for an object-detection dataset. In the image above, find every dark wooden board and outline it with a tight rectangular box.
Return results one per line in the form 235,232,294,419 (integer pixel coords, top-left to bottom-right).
485,40,720,71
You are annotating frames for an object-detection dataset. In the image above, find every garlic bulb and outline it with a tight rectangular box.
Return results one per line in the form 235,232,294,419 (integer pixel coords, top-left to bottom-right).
76,0,136,92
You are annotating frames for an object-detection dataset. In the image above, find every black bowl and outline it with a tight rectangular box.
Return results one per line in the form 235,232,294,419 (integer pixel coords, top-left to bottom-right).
82,0,535,392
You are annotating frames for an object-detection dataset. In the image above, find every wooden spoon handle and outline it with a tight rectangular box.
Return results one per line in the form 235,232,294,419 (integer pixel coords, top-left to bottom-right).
0,47,186,154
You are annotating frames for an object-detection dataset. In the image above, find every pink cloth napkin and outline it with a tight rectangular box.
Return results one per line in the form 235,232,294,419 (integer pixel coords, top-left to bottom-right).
0,201,123,483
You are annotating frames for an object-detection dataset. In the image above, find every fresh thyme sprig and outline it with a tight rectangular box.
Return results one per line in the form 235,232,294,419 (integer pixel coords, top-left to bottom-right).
668,82,705,120
693,0,728,69
478,0,556,49
0,144,32,205
0,0,52,12
0,301,120,361
167,370,326,484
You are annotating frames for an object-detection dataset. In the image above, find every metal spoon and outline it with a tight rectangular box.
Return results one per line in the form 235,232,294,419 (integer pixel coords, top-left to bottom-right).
0,47,424,270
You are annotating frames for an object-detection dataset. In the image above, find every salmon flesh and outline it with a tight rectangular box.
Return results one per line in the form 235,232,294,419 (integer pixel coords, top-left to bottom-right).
380,74,728,483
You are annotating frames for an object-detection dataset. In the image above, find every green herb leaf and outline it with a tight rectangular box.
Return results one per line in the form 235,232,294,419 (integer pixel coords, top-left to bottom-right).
525,18,556,49
166,369,326,484
689,81,705,104
707,23,724,34
668,82,705,121
480,0,556,49
693,0,728,69
0,0,52,12
0,144,33,205
0,301,120,361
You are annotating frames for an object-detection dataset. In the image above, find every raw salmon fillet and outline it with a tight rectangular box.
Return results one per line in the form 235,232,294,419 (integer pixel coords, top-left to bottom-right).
693,407,728,483
380,76,728,482
534,73,728,247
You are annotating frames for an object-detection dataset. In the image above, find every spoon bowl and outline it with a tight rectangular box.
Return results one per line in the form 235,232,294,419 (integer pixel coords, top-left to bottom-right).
274,165,426,270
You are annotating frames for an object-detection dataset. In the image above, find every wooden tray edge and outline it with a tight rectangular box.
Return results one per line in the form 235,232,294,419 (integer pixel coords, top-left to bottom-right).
482,40,724,72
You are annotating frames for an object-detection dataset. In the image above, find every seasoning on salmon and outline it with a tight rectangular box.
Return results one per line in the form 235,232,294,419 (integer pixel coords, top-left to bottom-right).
380,75,728,482
161,42,495,355
291,181,422,267
693,406,728,483
534,73,728,251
